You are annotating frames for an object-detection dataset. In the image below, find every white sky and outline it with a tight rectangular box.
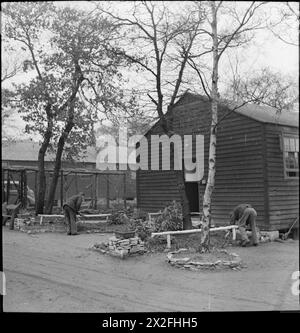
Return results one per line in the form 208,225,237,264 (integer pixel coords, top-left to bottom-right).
2,1,299,141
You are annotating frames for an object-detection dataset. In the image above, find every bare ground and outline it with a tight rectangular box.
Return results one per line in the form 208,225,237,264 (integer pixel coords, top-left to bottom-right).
2,228,299,312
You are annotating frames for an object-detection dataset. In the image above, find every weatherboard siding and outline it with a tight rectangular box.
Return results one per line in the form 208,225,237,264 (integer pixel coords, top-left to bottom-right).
137,95,298,230
137,97,267,228
211,111,266,228
264,123,299,230
136,170,181,212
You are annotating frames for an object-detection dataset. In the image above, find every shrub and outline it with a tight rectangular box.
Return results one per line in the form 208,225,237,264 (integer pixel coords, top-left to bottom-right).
109,210,130,225
154,201,183,232
132,208,148,221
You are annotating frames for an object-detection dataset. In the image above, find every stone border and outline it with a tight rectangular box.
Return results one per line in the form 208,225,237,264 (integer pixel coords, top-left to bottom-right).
92,240,146,259
166,248,242,271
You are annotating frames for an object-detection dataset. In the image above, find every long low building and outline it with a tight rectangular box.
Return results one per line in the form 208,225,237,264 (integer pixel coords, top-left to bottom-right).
2,140,136,204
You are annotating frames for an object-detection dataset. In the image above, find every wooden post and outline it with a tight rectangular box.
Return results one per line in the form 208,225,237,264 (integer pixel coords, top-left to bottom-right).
34,170,37,213
123,173,127,209
94,174,98,210
2,169,5,202
75,172,78,193
106,175,109,208
6,170,10,203
232,227,236,241
167,234,171,249
19,170,23,205
60,169,64,208
64,174,67,199
90,174,93,208
23,170,27,209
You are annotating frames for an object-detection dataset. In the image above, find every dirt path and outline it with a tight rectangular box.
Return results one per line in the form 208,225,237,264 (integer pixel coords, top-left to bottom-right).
3,228,299,312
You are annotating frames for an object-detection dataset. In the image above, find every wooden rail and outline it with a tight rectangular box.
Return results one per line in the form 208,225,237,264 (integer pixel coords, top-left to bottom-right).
151,225,239,248
38,213,112,225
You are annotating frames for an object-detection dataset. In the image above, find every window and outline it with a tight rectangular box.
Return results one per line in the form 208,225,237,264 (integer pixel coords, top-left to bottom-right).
283,136,299,178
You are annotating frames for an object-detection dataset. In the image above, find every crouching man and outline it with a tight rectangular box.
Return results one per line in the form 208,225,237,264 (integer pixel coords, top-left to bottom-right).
63,192,86,235
230,203,259,247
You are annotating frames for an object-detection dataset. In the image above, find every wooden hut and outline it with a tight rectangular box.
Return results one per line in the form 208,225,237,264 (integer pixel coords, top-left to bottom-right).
136,93,299,231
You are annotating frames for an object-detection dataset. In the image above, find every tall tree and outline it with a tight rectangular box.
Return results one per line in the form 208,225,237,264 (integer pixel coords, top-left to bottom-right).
97,1,207,229
225,66,298,112
188,1,268,251
3,2,129,213
267,2,299,46
3,2,55,213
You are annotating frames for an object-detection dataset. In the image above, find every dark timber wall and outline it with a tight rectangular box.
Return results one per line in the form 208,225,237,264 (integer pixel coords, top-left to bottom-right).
264,124,299,230
137,94,298,230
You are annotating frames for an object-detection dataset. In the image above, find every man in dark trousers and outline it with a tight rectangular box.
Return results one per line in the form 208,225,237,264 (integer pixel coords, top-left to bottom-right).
63,192,85,235
230,203,259,246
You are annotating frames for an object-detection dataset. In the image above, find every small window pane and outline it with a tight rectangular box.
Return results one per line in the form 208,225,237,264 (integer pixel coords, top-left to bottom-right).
284,137,290,151
283,136,299,178
289,138,296,152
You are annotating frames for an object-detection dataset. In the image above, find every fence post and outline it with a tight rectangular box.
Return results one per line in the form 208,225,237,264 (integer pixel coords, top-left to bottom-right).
94,174,98,210
75,172,78,193
2,169,5,202
6,170,10,203
34,170,37,214
106,175,109,208
123,173,127,209
60,169,64,208
23,169,27,208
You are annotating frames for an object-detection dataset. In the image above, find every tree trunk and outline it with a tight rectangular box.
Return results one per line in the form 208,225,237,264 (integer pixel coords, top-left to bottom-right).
45,123,73,214
162,113,192,230
200,1,219,251
175,170,192,230
35,135,51,214
44,68,83,213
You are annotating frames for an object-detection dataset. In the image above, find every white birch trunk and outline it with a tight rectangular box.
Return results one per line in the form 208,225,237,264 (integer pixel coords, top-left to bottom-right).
201,1,219,251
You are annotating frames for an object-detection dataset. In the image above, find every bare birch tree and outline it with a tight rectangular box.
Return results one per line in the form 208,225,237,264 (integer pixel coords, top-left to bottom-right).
187,1,269,251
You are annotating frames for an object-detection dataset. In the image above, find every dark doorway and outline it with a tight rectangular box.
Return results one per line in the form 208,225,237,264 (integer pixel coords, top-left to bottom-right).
185,182,199,212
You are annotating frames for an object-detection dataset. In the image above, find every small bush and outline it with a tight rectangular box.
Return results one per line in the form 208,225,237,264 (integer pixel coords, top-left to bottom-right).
132,208,148,221
109,210,130,225
154,201,183,232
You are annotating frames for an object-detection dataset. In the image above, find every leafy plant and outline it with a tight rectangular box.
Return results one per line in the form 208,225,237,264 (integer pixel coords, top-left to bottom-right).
154,201,183,232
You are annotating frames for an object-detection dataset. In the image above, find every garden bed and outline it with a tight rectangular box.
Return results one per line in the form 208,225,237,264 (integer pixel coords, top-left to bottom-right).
167,248,243,271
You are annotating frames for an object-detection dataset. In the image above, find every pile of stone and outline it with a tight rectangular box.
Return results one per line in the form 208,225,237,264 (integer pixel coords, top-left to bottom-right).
93,235,145,259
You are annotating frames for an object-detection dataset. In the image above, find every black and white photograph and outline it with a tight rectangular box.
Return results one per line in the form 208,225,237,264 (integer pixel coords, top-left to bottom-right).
1,0,299,320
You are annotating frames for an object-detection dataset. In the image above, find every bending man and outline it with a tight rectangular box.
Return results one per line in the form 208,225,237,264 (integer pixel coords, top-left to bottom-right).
230,203,259,246
63,192,86,235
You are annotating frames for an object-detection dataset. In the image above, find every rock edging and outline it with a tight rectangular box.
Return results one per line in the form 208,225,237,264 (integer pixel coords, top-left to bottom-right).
166,248,243,271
